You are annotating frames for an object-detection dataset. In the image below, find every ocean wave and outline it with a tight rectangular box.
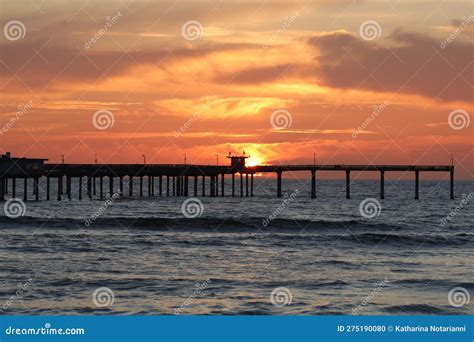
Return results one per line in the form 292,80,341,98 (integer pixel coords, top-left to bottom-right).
341,232,473,246
0,215,396,232
383,304,453,315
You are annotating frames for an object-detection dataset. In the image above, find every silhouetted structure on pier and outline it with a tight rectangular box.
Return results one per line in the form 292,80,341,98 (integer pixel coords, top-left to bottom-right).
0,152,455,202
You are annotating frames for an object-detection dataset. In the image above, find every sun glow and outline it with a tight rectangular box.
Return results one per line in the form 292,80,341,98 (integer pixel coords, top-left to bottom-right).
246,154,265,167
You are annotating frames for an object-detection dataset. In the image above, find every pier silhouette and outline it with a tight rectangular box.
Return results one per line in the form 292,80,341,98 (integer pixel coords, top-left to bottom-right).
0,152,455,201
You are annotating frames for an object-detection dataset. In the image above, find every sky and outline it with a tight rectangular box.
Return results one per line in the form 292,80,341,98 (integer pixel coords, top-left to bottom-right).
0,0,472,179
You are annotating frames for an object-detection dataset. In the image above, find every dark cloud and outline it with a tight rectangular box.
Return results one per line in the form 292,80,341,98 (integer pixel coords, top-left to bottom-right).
308,30,473,102
0,40,256,89
214,63,302,84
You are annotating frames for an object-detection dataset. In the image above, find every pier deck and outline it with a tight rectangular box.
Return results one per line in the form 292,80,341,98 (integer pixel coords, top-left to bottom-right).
0,153,455,201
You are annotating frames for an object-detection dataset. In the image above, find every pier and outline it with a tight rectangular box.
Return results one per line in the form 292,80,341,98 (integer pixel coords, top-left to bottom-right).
0,153,455,201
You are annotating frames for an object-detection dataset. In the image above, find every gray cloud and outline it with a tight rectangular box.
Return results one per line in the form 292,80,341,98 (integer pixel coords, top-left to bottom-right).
308,30,473,102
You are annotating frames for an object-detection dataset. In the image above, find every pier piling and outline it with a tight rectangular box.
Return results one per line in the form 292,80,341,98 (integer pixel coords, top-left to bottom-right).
232,173,235,197
184,176,188,196
380,171,385,199
34,178,39,201
88,176,92,200
245,174,249,197
194,176,198,196
221,174,225,197
415,171,419,200
277,171,282,198
79,177,83,200
46,177,50,200
251,174,254,197
100,177,104,199
23,178,27,201
139,176,143,197
67,176,71,200
57,177,61,201
450,170,454,200
345,170,350,199
202,176,205,197
109,176,113,197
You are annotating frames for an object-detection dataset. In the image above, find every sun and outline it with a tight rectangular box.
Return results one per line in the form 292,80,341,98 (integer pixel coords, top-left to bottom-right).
246,156,262,167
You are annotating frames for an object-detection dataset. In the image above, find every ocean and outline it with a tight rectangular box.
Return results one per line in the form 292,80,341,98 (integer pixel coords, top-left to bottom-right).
0,177,472,315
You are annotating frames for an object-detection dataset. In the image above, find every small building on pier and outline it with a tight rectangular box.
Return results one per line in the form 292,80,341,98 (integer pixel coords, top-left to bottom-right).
227,153,249,172
0,152,47,178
